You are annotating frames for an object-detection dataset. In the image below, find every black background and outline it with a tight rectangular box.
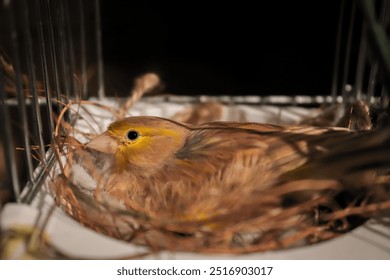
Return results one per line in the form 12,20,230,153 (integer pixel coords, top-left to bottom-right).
100,1,342,96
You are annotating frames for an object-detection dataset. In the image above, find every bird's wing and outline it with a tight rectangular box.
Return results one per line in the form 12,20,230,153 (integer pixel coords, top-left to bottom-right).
176,123,357,178
173,122,390,200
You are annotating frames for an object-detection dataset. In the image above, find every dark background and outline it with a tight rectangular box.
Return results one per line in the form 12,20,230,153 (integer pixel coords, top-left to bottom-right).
100,1,342,96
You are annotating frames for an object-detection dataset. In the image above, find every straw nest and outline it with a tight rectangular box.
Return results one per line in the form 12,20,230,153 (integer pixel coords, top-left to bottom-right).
48,75,390,255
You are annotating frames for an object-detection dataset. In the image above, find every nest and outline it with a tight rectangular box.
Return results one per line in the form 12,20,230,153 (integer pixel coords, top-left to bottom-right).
46,75,390,256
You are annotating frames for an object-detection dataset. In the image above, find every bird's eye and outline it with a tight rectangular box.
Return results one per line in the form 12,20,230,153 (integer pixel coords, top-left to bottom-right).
126,130,139,141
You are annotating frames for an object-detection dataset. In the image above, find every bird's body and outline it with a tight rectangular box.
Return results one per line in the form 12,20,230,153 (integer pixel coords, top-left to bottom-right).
83,116,390,227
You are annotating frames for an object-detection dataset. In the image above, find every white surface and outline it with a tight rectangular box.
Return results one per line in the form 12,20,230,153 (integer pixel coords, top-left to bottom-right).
1,203,389,259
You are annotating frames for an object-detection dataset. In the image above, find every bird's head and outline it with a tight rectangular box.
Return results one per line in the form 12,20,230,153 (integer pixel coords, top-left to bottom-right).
86,116,190,172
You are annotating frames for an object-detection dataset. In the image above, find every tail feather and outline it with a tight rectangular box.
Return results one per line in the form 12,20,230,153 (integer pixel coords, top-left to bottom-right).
283,126,390,180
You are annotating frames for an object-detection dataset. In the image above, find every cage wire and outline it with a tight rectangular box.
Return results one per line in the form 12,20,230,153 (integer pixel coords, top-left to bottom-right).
0,0,390,259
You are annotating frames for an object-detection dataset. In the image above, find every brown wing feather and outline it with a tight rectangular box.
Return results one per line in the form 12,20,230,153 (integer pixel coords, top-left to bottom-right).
175,123,357,182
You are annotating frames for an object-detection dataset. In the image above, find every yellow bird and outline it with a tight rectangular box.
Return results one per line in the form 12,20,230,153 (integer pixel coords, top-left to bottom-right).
83,116,390,231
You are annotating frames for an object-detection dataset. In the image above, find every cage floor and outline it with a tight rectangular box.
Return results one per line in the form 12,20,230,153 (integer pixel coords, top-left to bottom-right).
1,98,390,259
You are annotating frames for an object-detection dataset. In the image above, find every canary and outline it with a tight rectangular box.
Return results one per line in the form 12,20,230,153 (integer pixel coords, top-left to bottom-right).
81,116,390,232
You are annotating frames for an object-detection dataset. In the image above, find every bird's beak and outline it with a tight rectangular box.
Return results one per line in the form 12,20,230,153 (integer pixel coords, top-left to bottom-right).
85,133,117,154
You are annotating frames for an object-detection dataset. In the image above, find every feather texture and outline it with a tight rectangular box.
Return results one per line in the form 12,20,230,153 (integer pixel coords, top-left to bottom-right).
83,116,390,227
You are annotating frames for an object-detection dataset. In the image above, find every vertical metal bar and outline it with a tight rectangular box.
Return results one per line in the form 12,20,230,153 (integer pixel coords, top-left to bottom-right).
5,0,35,186
35,0,55,137
380,0,390,109
79,0,88,99
63,0,78,99
331,0,345,103
0,61,21,203
95,0,105,99
381,86,388,108
358,0,390,98
354,23,367,100
341,1,356,103
49,0,69,100
21,0,46,162
45,0,62,108
367,0,389,101
367,59,378,101
56,0,71,101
